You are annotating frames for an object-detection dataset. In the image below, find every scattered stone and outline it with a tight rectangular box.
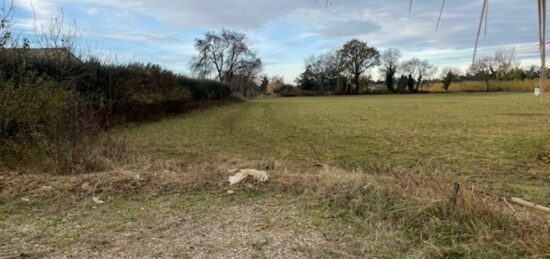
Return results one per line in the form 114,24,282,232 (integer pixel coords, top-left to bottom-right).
40,186,53,191
92,197,105,204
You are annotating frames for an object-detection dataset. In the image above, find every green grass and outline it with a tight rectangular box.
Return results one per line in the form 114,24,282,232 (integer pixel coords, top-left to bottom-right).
122,93,550,202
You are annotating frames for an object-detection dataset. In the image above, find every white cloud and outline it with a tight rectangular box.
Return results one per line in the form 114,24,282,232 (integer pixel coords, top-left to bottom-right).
86,7,97,16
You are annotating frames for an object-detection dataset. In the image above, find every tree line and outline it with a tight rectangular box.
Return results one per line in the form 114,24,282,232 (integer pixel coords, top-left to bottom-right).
295,39,538,94
183,31,538,96
294,40,438,94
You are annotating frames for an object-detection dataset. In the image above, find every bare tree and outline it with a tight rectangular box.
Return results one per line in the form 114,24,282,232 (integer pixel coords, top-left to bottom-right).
402,58,437,92
27,9,85,82
230,56,262,96
469,56,497,92
493,48,520,80
380,48,401,93
338,39,380,94
191,29,261,85
0,0,13,48
35,9,81,55
191,31,224,80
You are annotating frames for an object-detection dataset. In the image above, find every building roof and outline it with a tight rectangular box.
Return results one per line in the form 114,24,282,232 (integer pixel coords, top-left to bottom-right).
2,47,81,63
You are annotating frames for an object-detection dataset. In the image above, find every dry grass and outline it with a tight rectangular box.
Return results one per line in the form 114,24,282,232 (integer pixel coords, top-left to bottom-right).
2,155,549,257
426,79,550,93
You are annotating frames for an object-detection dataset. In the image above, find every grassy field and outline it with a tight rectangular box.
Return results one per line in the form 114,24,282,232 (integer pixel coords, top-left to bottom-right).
123,92,550,202
2,92,550,258
426,79,547,92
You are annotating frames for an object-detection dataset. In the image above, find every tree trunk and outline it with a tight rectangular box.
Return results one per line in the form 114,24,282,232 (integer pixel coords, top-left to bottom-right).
416,76,423,92
354,74,360,94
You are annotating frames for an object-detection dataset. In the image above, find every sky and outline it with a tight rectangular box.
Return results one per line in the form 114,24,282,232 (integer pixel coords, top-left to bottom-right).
9,0,547,82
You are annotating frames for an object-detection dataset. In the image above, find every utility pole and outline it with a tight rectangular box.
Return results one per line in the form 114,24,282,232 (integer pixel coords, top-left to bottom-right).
538,0,546,103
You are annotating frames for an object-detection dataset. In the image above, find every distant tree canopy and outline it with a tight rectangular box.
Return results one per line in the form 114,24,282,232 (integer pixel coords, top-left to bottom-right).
441,67,460,92
295,51,342,93
401,58,436,92
190,29,262,96
338,39,380,94
296,41,541,95
295,40,379,94
469,56,496,84
380,48,401,93
266,75,287,94
469,48,521,83
467,48,521,92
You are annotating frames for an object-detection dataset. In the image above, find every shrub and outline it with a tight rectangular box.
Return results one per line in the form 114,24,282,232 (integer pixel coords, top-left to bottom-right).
0,51,233,122
178,77,232,101
0,50,234,172
0,76,92,170
274,84,295,94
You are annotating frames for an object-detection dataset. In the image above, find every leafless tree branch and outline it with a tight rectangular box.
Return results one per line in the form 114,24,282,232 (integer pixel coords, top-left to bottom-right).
0,0,14,48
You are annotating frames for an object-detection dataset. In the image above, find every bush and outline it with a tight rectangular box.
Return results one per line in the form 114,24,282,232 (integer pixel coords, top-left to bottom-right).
0,51,233,122
0,76,97,171
274,84,295,95
0,49,234,172
178,77,232,101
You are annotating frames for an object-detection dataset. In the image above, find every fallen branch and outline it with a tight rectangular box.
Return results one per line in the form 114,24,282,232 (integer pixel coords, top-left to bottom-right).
510,197,550,214
469,186,549,215
502,197,517,213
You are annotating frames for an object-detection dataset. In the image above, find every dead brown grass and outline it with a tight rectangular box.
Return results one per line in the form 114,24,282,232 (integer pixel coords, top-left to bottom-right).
2,156,549,257
426,79,550,93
